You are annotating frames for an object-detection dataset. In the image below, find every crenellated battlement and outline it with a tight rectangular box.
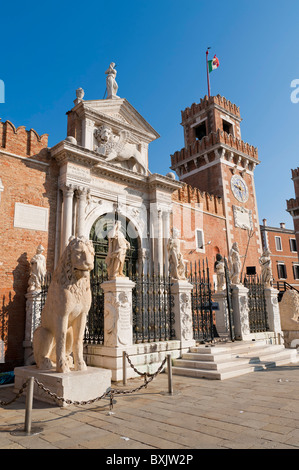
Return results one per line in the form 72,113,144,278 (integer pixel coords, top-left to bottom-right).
171,129,258,169
181,94,240,122
172,182,225,217
291,167,299,179
0,120,48,157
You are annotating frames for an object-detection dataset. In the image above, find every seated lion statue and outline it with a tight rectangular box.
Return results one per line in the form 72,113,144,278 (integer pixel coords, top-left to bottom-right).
33,236,94,373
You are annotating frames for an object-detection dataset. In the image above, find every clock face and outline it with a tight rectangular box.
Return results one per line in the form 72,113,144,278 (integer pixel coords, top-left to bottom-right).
231,175,249,203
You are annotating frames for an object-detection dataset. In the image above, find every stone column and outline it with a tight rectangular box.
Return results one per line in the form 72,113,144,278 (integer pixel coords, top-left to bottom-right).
76,187,88,237
264,287,282,334
101,277,135,349
162,211,170,275
171,280,196,352
82,118,95,151
157,209,163,273
231,284,251,340
62,184,74,250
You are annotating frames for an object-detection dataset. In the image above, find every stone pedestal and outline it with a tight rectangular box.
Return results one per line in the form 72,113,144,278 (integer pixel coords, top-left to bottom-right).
213,290,230,336
101,277,135,348
171,280,196,351
231,284,251,340
14,365,111,407
264,287,282,334
94,277,135,380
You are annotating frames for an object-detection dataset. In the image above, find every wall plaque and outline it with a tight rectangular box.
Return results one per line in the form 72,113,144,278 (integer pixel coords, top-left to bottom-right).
232,205,253,230
14,203,49,231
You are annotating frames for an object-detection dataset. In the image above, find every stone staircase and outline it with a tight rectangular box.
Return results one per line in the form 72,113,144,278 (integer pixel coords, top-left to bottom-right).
172,340,299,380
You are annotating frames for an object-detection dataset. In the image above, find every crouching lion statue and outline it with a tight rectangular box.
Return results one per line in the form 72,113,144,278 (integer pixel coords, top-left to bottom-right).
33,236,95,373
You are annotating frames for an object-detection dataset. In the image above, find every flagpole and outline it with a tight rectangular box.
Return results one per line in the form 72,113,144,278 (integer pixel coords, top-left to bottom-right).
206,48,211,98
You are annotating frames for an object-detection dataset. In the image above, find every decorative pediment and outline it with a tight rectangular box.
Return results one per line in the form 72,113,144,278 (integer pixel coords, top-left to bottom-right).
77,98,159,143
66,97,159,176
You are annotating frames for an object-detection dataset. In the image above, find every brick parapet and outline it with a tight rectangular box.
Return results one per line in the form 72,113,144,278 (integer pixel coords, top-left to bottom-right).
171,129,258,168
0,120,49,159
181,94,241,122
172,182,225,217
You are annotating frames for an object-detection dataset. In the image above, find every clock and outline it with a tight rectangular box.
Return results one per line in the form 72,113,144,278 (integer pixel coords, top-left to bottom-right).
231,174,249,203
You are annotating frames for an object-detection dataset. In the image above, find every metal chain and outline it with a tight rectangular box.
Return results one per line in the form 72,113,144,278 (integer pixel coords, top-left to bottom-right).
0,379,29,406
124,352,166,378
0,354,167,409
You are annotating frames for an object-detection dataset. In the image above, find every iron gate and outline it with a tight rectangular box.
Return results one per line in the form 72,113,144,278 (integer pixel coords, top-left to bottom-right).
244,275,269,333
188,260,214,342
132,267,175,343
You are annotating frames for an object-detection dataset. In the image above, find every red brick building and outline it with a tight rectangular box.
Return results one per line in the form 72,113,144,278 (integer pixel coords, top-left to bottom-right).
260,219,299,289
0,91,275,370
0,121,58,370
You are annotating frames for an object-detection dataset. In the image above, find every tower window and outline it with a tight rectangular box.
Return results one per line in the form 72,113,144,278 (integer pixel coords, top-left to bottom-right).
195,229,204,250
222,119,233,135
194,122,207,141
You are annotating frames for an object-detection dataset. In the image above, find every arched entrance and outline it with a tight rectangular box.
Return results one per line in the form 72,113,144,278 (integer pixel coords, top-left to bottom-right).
84,212,140,345
90,212,140,278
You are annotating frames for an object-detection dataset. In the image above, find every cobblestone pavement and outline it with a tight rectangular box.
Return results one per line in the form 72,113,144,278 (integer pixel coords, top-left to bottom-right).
1,364,299,450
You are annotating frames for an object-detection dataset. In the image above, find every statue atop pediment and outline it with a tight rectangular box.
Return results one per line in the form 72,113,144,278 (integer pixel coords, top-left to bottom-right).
105,62,119,99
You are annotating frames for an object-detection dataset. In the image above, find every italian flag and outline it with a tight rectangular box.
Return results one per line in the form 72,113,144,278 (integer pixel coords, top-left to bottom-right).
208,55,220,72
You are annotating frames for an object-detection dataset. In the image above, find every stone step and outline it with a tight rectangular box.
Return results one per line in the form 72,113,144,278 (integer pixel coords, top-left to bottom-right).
190,339,270,354
171,340,299,380
174,349,298,372
184,344,285,363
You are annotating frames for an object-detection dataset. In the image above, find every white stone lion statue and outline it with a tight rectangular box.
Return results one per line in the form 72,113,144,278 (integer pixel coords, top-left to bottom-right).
33,236,94,373
94,125,146,174
279,289,299,331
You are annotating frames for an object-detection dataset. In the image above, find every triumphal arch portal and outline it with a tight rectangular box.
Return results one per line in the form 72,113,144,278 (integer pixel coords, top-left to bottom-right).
48,65,185,379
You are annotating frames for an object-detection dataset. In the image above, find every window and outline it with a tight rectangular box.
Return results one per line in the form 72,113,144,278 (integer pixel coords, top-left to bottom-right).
293,264,299,280
222,119,233,135
290,238,297,252
275,236,282,251
194,122,207,141
277,263,287,279
195,229,204,250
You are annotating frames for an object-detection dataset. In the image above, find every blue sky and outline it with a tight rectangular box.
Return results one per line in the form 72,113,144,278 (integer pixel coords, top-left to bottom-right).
1,0,299,228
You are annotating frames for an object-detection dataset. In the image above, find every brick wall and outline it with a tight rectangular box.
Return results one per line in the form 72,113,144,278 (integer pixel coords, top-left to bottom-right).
172,183,227,287
0,120,58,371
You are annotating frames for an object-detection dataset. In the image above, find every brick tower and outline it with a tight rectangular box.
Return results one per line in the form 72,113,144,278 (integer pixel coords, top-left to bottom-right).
170,94,263,276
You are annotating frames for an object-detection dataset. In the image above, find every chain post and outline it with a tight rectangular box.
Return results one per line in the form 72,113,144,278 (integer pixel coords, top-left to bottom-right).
167,353,173,395
24,376,34,434
123,351,127,385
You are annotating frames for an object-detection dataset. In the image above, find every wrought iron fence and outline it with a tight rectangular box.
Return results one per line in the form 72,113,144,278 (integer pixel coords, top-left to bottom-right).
187,260,214,342
84,262,107,344
132,267,175,343
30,274,51,332
244,275,269,333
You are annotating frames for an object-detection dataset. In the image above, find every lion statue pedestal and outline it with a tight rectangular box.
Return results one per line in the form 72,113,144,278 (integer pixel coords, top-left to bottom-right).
14,237,111,406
